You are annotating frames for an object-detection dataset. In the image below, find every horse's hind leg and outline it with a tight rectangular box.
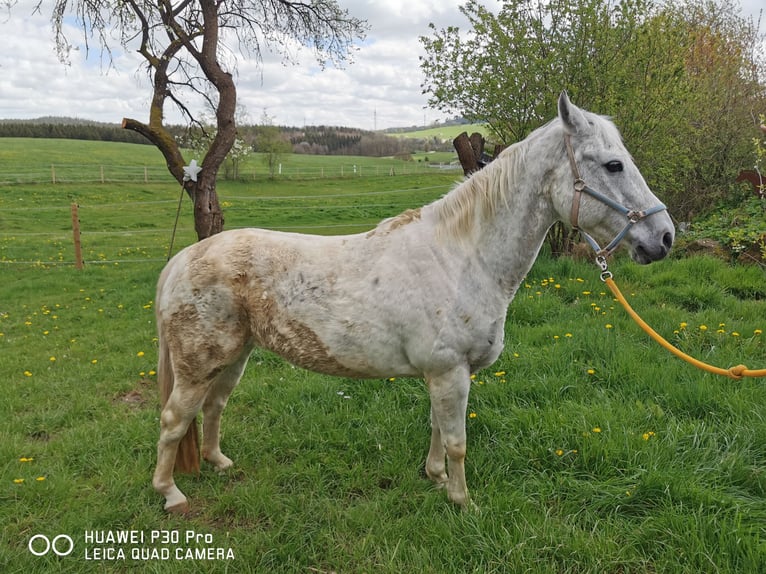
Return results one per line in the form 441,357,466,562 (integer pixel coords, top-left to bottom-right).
201,352,250,471
153,381,209,513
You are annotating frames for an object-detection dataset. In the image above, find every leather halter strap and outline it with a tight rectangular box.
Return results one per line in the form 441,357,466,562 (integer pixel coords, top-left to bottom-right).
563,133,667,257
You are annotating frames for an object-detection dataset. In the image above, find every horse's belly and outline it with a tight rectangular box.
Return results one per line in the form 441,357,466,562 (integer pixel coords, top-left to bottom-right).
252,315,417,379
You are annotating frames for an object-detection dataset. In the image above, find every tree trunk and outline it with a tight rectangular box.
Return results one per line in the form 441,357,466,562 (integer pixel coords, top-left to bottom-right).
122,117,225,240
192,171,224,239
453,132,480,176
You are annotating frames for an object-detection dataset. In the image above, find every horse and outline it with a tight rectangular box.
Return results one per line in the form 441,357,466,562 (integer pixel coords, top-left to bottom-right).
152,92,675,513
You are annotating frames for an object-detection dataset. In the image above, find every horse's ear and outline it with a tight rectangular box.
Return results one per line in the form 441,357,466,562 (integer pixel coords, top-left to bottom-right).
558,91,590,135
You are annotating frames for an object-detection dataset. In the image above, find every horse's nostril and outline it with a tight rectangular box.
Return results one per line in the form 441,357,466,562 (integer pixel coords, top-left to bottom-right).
663,231,674,251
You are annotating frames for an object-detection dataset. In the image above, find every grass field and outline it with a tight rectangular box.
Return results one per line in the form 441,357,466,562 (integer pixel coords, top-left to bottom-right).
2,139,766,573
389,123,490,141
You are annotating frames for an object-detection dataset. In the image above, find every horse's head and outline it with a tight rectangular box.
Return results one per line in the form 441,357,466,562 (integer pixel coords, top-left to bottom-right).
553,92,674,264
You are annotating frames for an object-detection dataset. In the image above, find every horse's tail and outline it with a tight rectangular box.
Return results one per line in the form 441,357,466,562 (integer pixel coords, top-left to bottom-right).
157,313,200,474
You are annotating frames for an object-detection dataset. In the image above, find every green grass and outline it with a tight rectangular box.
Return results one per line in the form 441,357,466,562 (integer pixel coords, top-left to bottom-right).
2,138,766,573
389,123,490,141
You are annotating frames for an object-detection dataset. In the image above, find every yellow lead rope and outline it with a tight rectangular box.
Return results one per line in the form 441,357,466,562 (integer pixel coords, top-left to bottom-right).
604,276,766,380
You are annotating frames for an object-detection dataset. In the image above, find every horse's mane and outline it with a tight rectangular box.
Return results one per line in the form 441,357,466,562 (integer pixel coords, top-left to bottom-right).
433,134,533,243
432,112,618,243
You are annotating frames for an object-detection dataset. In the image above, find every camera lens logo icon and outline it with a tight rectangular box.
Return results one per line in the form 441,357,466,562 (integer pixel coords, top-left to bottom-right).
28,534,74,557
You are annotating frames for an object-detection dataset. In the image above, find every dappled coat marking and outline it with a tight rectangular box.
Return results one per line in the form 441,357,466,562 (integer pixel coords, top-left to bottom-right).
152,93,675,513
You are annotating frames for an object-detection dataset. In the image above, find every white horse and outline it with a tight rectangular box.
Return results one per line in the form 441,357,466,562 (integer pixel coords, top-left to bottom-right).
152,93,674,513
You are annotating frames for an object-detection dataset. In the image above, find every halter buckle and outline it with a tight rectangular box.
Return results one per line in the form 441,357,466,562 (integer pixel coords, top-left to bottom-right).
626,210,644,224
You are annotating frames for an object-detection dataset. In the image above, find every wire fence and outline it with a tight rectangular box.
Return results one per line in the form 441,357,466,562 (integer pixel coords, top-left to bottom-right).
0,161,460,186
1,181,454,267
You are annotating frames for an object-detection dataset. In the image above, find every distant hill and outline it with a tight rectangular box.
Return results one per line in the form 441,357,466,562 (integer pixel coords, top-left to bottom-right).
0,117,155,145
387,123,490,142
0,117,462,155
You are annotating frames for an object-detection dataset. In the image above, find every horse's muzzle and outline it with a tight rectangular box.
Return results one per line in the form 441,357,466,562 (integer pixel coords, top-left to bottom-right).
632,229,674,264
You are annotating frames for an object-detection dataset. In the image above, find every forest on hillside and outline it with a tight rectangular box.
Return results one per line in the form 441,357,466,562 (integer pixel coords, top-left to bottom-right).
0,120,455,156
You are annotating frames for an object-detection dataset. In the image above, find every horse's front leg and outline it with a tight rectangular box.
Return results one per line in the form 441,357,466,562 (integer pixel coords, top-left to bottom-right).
425,404,448,487
426,365,471,508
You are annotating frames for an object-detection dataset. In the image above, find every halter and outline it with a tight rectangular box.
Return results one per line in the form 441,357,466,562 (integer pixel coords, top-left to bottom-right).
564,133,668,260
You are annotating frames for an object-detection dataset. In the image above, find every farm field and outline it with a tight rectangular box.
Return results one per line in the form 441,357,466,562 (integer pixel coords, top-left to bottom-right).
389,122,490,142
2,138,766,573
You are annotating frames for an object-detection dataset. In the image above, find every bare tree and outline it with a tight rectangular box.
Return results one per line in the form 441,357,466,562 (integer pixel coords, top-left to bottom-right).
35,0,367,239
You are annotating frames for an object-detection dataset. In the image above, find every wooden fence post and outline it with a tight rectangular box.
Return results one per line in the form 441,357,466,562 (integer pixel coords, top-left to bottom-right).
71,203,84,270
453,132,480,176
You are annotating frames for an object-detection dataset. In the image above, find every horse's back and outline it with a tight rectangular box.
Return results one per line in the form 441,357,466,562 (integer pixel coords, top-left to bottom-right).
157,228,425,378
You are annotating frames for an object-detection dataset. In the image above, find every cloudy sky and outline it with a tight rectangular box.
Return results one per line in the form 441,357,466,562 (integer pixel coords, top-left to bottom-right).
0,0,762,130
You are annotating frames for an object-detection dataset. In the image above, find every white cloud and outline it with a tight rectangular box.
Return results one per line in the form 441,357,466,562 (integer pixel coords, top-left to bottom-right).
0,0,761,129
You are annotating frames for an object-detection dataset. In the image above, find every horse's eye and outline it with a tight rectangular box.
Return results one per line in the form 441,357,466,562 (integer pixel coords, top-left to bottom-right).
605,161,623,173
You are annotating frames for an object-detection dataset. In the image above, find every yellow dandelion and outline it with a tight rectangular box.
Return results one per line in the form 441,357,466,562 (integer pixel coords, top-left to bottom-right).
137,351,145,357
13,478,24,484
555,449,564,456
494,371,506,377
565,333,573,338
149,370,156,376
49,356,56,362
605,324,613,329
91,359,98,365
36,476,46,482
19,457,34,462
469,412,477,419
680,322,688,329
699,324,708,332
592,427,602,433
755,329,762,336
587,369,596,375
731,332,740,337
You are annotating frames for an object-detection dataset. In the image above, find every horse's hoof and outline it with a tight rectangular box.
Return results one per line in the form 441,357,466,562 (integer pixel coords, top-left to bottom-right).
164,500,190,515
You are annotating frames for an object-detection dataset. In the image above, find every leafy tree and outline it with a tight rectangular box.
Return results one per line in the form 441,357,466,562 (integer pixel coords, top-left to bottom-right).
420,0,766,219
30,0,367,239
255,110,292,179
